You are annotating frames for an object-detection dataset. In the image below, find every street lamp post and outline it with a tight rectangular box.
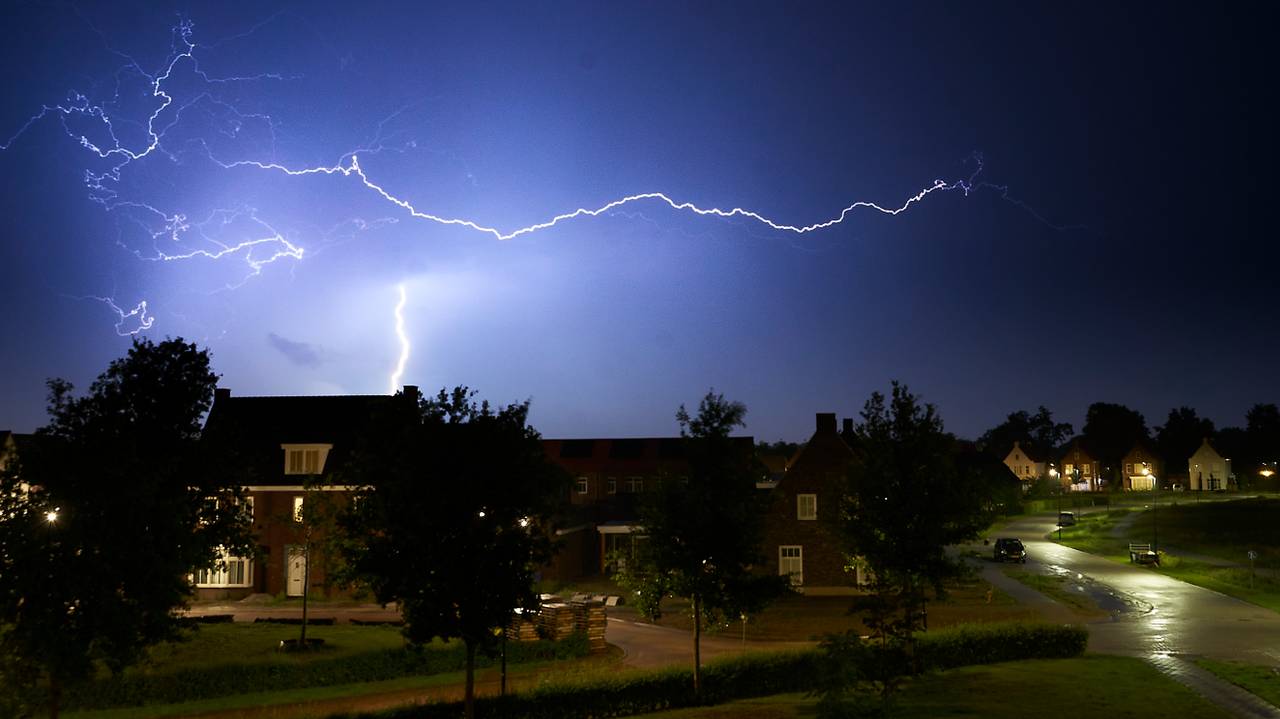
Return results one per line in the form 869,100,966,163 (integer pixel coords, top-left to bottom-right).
1143,463,1158,560
1050,466,1061,540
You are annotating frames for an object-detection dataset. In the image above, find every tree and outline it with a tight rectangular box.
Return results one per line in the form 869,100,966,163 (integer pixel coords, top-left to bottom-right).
622,391,790,696
1080,402,1149,489
832,382,990,695
340,387,569,719
976,406,1072,468
1246,404,1280,477
0,338,254,717
1155,407,1215,472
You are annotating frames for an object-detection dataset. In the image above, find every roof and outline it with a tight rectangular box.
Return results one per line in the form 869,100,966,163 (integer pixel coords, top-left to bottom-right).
542,436,754,467
202,389,415,485
1006,440,1046,463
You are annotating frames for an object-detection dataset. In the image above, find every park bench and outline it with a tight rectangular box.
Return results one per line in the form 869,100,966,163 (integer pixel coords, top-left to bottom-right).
1129,543,1159,565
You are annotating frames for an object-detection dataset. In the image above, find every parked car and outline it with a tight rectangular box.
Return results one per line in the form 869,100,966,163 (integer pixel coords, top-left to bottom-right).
1057,511,1076,527
993,537,1027,563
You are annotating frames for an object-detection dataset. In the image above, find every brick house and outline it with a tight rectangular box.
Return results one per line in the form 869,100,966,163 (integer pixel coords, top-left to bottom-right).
1121,440,1162,491
1057,437,1101,491
197,386,420,600
761,413,862,594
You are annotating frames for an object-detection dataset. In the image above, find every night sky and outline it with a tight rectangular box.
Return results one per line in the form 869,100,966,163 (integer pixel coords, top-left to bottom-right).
1,2,1274,442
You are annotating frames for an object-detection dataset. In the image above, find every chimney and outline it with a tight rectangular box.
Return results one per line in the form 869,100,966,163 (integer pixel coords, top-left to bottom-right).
214,387,230,403
842,418,854,435
816,412,836,434
403,385,420,404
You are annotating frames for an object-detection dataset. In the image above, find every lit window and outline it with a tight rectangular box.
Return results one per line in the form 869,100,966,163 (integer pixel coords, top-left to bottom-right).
797,494,817,520
293,496,304,523
779,545,803,586
194,554,252,587
576,476,589,495
286,449,321,475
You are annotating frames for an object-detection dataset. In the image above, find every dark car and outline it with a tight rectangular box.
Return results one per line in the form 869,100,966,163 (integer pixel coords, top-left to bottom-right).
1057,511,1076,527
993,537,1027,563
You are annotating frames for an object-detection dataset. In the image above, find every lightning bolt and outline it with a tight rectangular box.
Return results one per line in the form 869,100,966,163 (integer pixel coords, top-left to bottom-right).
389,284,410,394
85,297,154,336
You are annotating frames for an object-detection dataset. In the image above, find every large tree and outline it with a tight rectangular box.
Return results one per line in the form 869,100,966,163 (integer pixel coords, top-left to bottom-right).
977,406,1073,464
0,338,253,717
622,391,790,696
1080,402,1149,489
1155,407,1215,472
1247,403,1280,476
838,382,990,642
340,387,568,719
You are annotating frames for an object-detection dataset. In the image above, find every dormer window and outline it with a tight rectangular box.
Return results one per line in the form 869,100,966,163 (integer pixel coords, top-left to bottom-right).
281,444,332,475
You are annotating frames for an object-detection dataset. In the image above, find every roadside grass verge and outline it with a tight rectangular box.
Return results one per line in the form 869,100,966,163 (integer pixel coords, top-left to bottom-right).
1000,567,1107,617
628,656,1234,719
1196,658,1280,709
1050,508,1132,561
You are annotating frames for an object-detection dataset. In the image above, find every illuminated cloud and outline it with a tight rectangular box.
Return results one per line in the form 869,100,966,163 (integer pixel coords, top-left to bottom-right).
267,332,322,368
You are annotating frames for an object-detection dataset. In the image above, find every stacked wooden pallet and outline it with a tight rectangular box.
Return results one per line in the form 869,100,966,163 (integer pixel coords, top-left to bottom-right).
505,615,540,641
536,602,577,640
571,600,608,653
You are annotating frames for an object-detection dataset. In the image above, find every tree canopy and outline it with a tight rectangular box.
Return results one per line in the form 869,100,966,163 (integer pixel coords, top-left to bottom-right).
1155,407,1215,472
0,338,253,717
1081,402,1149,488
977,406,1073,466
624,391,789,694
339,387,569,719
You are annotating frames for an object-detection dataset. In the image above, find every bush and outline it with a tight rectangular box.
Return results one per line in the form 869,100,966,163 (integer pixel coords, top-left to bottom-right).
62,634,588,710
914,622,1087,670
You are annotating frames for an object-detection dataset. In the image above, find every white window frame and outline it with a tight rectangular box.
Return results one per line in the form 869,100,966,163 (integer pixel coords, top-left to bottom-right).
194,553,253,588
626,476,643,493
797,493,817,521
293,495,304,523
576,476,589,495
779,545,803,586
281,444,332,476
607,477,617,494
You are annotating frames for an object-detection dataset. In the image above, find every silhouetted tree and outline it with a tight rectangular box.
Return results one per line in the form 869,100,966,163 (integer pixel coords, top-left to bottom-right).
1155,407,1215,472
622,391,790,696
0,338,254,718
340,387,568,719
977,406,1073,466
1081,403,1149,489
1247,404,1280,478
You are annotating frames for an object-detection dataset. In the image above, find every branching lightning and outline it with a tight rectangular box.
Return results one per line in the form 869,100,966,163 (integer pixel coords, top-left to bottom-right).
3,14,1070,381
389,284,410,395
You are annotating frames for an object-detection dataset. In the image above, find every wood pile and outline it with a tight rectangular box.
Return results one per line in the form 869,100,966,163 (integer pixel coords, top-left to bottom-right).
572,599,608,653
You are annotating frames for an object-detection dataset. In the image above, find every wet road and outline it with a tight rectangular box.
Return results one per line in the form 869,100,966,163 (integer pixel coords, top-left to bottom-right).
1001,513,1280,665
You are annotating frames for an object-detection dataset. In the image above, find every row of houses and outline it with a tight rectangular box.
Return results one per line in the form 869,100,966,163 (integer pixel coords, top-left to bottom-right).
1001,437,1233,492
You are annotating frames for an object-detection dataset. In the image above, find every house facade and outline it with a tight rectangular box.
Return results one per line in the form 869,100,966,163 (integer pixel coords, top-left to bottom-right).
1121,441,1162,491
1002,441,1046,483
197,386,420,600
1058,438,1100,491
1188,438,1232,491
761,413,862,594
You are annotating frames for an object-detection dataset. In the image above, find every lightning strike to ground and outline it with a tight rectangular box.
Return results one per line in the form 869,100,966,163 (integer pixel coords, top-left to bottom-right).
389,284,410,395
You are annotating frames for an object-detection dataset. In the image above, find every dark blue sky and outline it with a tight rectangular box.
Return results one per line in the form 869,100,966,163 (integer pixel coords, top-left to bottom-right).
1,2,1274,441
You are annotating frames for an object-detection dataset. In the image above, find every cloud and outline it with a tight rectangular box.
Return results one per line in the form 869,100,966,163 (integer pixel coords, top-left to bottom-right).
267,332,322,368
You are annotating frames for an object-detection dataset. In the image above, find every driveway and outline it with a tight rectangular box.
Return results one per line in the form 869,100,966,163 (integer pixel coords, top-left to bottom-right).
606,617,813,668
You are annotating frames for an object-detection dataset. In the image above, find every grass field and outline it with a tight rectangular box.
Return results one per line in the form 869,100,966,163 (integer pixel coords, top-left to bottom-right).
1000,567,1107,617
629,656,1235,718
141,622,412,669
1196,657,1280,709
1054,498,1280,612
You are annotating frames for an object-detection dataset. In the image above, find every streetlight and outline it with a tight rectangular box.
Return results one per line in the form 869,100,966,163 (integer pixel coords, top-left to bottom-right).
1143,463,1158,560
1049,466,1061,540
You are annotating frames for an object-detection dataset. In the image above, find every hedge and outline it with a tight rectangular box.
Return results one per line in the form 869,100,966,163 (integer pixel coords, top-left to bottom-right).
62,633,588,710
344,622,1087,719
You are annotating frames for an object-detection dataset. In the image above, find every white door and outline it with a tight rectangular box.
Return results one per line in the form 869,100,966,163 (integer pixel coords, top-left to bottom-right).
286,546,307,597
779,545,803,586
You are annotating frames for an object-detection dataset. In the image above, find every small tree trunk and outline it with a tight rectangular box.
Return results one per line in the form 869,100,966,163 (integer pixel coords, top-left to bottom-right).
692,594,702,697
465,639,477,719
300,535,310,647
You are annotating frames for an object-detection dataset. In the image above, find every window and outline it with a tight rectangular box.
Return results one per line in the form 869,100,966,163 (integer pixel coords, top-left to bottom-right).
1125,463,1134,475
242,495,254,522
797,494,817,520
779,545,803,586
576,476,589,495
626,476,643,493
1064,463,1075,476
194,555,252,587
293,496,304,523
287,449,321,475
607,477,617,494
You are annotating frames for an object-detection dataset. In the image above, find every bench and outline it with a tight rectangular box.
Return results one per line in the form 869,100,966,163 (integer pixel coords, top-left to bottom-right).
1129,543,1159,565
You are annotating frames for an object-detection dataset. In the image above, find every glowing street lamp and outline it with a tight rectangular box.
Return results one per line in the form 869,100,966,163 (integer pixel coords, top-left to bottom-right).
1143,463,1158,560
44,507,59,524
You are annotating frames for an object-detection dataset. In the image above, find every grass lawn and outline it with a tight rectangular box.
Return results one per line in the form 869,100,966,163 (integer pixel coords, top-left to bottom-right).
141,622,411,670
629,656,1235,718
1196,658,1280,709
1050,508,1133,561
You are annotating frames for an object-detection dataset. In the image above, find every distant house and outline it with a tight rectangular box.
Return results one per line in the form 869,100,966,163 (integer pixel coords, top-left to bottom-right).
1058,438,1101,491
198,386,420,600
761,413,863,594
1188,438,1232,491
1121,441,1161,491
542,435,756,579
1002,441,1046,484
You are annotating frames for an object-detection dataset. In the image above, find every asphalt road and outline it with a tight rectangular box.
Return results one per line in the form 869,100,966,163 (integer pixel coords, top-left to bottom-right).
999,513,1280,666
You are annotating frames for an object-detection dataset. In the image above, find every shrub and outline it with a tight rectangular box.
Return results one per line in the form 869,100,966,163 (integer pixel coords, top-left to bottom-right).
914,622,1087,670
62,635,588,710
